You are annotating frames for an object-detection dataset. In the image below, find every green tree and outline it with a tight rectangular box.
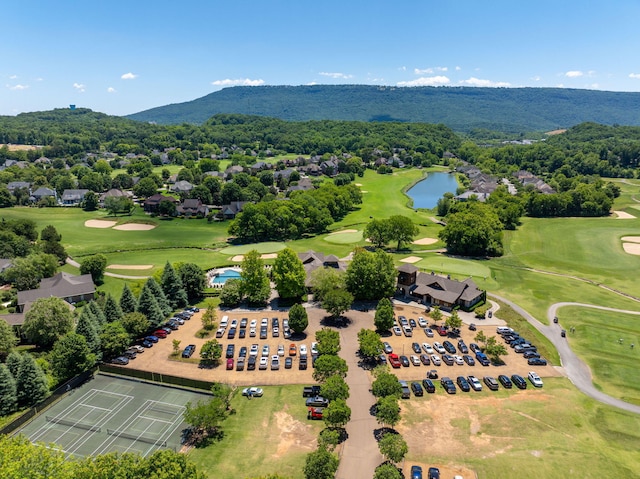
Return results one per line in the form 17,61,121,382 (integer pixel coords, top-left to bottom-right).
3,253,59,291
133,176,159,198
177,263,206,302
387,215,419,250
83,191,99,211
144,277,172,316
200,339,222,363
375,395,401,428
40,238,67,263
172,339,181,355
76,308,101,358
445,310,462,330
430,306,442,326
136,284,165,327
315,328,340,356
320,375,350,401
357,328,383,361
374,463,403,479
0,364,18,415
219,279,243,307
485,336,508,363
40,225,62,243
321,288,353,319
374,298,395,332
241,250,271,305
346,248,396,300
364,218,391,249
474,330,488,347
200,303,217,331
121,312,150,339
0,319,18,361
183,396,229,445
80,253,108,285
5,351,22,378
303,448,339,479
378,432,408,463
23,297,74,348
0,435,70,478
49,333,96,382
16,353,48,406
310,267,346,303
371,370,402,398
272,248,306,300
288,303,309,333
439,201,504,256
312,355,348,382
161,262,188,309
120,283,137,314
99,321,130,359
103,294,123,323
88,300,106,325
158,199,177,217
318,428,341,452
323,398,351,428
144,449,206,478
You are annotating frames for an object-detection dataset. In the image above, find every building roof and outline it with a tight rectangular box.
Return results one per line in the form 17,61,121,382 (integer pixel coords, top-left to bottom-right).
61,189,90,201
17,272,95,307
0,258,12,273
298,251,348,287
409,271,483,305
397,263,419,274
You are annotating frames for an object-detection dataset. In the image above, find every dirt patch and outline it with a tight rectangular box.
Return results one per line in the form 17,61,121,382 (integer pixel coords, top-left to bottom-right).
84,219,117,228
623,243,640,255
621,236,640,243
0,144,41,151
106,264,153,270
329,229,358,235
272,410,317,458
412,237,438,245
112,223,156,231
545,129,567,136
614,211,636,219
400,256,422,264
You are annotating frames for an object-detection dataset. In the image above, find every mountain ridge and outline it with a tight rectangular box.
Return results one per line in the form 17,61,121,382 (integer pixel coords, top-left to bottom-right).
125,85,640,133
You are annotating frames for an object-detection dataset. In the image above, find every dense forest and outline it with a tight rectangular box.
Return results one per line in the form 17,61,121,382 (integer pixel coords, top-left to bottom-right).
126,85,640,133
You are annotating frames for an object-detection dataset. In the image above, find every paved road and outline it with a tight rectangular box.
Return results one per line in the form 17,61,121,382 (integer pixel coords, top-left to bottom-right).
489,293,640,415
334,310,384,479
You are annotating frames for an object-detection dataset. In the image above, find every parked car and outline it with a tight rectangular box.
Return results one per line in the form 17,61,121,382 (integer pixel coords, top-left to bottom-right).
242,387,263,397
141,339,153,348
427,369,439,379
433,342,446,354
226,344,235,358
469,343,481,354
483,376,500,391
514,343,536,353
272,327,279,337
410,355,421,366
259,357,268,370
412,342,421,353
240,318,248,328
278,345,285,356
249,343,259,356
457,340,469,354
144,335,159,343
528,371,544,388
442,354,455,366
428,467,440,479
453,355,464,365
422,378,436,393
129,345,144,353
411,465,423,479
456,376,471,392
475,352,490,366
299,344,308,355
402,326,413,337
467,375,483,391
271,355,280,370
443,341,456,354
235,357,245,371
430,354,442,366
436,326,448,336
260,327,268,339
440,376,456,394
511,374,527,389
418,317,428,328
153,329,168,339
468,323,477,331
424,328,434,337
523,350,541,359
383,342,393,354
305,396,329,407
216,328,225,338
528,357,548,366
498,375,513,389
227,327,237,339
122,350,137,359
409,318,417,329
182,344,196,358
261,344,270,357
307,407,324,420
393,326,402,336
463,354,475,366
247,356,256,370
411,381,424,397
422,342,434,354
111,356,129,365
388,353,402,368
419,354,431,365
226,358,234,370
284,357,293,369
399,380,411,399
239,346,247,357
288,343,297,356
249,327,256,338
299,354,308,370
250,319,257,328
400,355,410,367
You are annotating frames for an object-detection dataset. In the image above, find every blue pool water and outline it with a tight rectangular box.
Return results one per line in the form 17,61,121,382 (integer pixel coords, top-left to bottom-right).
406,172,459,209
211,269,242,284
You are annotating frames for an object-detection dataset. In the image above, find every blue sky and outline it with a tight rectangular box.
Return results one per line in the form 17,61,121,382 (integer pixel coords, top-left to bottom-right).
3,0,640,116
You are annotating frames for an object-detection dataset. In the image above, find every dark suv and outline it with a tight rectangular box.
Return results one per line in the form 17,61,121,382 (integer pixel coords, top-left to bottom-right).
411,382,424,397
511,374,527,389
182,344,196,358
498,375,513,389
440,377,456,394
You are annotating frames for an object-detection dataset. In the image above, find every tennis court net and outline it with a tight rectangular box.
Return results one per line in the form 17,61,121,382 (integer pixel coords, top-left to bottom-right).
46,416,101,432
107,428,167,446
148,403,182,415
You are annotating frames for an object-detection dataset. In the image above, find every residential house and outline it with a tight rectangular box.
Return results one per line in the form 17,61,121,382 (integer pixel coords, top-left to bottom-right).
224,165,245,179
6,181,30,194
298,251,348,288
143,193,179,213
177,198,209,217
30,187,57,202
396,264,485,311
99,188,133,206
287,177,315,193
0,258,12,274
171,180,194,195
217,201,248,220
274,168,295,181
61,189,90,206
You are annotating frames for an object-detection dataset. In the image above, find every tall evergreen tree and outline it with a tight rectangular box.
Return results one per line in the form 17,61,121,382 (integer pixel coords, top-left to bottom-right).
137,285,165,327
0,364,18,415
120,283,137,314
76,309,102,360
16,354,48,407
161,262,188,309
103,294,123,323
88,300,106,325
5,351,22,378
144,277,172,316
49,333,96,382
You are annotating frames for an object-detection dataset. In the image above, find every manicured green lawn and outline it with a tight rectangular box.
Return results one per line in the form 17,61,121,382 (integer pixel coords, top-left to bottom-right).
219,242,287,255
323,231,363,244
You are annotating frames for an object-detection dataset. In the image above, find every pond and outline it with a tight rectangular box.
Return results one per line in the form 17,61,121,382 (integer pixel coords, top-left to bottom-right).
406,172,459,209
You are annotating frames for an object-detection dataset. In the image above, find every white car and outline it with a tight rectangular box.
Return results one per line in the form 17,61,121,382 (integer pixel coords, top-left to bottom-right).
453,355,464,365
468,375,483,391
129,345,144,353
261,345,270,357
230,319,238,328
261,318,268,326
430,354,442,366
528,371,543,388
424,328,434,338
250,319,257,328
311,342,318,354
383,342,393,354
410,355,421,366
249,327,256,337
249,344,259,356
271,355,280,370
242,387,263,397
277,345,285,356
259,357,268,369
418,316,428,328
422,342,434,354
220,317,228,328
393,326,402,336
433,342,446,354
299,344,308,355
283,319,289,329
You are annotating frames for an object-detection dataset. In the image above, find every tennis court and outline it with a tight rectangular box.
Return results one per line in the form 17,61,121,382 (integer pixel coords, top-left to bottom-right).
17,373,210,458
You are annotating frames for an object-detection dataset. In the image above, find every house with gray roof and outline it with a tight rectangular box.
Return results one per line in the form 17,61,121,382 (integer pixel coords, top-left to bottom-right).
30,187,57,202
16,272,95,319
298,251,348,288
396,264,484,311
6,181,30,193
177,198,209,217
61,189,90,206
171,180,194,195
0,258,12,274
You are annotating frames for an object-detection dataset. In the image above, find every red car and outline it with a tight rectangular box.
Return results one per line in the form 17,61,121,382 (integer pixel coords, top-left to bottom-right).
307,407,323,420
226,358,234,370
153,329,168,338
388,353,402,368
437,326,448,337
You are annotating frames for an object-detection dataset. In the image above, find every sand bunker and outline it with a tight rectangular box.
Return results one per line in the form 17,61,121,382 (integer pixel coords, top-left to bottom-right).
329,229,358,235
112,223,156,231
623,243,640,255
231,255,244,262
231,253,278,262
412,237,438,245
107,264,153,270
85,219,117,228
622,236,640,243
614,211,636,219
400,256,422,264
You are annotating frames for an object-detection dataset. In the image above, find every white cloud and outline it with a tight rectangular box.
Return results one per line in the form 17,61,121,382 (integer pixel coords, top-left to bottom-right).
306,82,318,86
7,84,28,90
455,66,461,71
121,72,138,80
9,74,17,80
531,75,541,82
398,66,407,71
459,77,511,87
319,72,353,79
211,78,265,87
629,73,640,79
107,87,116,93
414,66,448,75
589,83,600,89
398,76,450,87
35,77,43,82
73,82,85,92
565,70,583,78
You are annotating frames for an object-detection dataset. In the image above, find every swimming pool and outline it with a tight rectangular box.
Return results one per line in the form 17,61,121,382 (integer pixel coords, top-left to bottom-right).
211,269,242,284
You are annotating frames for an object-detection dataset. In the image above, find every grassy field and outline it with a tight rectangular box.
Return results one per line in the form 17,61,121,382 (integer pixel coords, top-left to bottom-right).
187,385,324,479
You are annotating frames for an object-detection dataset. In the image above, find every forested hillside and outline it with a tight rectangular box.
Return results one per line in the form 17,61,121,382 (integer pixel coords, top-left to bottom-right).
126,85,640,132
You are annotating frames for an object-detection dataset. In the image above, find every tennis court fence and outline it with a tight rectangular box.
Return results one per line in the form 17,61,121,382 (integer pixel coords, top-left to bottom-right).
98,364,214,392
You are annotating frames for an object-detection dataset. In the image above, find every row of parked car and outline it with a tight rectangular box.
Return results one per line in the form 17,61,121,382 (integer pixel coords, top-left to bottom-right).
303,385,329,420
223,342,318,371
215,316,292,341
110,308,200,365
497,326,548,366
401,371,544,397
384,337,492,368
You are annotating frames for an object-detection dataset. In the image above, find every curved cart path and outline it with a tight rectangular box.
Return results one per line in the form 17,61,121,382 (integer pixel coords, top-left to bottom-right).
490,293,640,415
66,257,150,280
